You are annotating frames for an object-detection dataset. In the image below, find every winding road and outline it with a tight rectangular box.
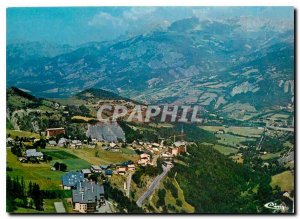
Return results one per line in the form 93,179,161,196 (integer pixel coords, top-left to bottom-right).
136,165,171,207
126,172,133,198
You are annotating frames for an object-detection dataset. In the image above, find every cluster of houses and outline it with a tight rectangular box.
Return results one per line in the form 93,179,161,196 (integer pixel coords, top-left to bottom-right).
8,126,190,213
116,161,136,175
6,137,15,145
62,171,105,213
167,141,188,156
131,141,164,154
48,138,87,149
130,140,188,156
137,153,151,166
47,137,99,149
159,141,188,166
46,127,99,149
76,162,136,177
133,141,188,167
62,162,136,187
76,165,114,178
18,149,44,163
102,142,121,152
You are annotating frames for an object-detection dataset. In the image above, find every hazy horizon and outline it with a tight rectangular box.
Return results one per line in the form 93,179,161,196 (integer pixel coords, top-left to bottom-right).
7,6,294,46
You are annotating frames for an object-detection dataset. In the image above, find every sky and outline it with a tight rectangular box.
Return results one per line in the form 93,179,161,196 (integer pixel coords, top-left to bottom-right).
7,7,294,46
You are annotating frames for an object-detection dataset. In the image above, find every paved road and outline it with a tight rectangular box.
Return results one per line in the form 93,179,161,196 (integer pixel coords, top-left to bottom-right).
54,202,66,213
126,172,133,198
136,166,171,207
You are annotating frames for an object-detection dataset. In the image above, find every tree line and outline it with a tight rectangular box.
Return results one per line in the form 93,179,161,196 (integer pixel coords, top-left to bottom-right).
7,176,43,212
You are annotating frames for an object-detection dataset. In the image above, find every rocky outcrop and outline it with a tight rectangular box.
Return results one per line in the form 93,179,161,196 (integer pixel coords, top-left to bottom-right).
86,122,125,142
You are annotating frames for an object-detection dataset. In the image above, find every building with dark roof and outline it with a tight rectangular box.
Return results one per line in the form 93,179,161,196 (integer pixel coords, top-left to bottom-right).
100,165,110,170
91,165,102,173
168,141,188,156
105,169,113,176
81,169,92,177
72,181,105,213
46,127,65,137
62,171,84,190
25,149,43,159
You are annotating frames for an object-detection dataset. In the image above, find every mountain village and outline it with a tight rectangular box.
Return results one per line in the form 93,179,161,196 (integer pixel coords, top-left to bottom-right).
7,120,191,213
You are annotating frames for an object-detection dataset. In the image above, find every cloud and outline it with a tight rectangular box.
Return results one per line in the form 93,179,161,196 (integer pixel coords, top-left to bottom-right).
88,7,157,28
87,7,293,41
88,12,124,27
191,7,293,32
87,7,161,38
123,7,157,21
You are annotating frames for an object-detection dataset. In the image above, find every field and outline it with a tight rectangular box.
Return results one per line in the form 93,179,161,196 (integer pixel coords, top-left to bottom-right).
261,152,282,160
271,171,294,193
230,154,244,164
148,123,174,128
52,97,86,106
202,142,238,156
199,126,261,148
7,149,63,190
71,115,96,122
213,145,238,155
7,143,139,193
7,129,40,139
42,149,90,170
200,126,263,138
13,199,59,213
55,146,139,165
268,113,290,120
216,134,256,147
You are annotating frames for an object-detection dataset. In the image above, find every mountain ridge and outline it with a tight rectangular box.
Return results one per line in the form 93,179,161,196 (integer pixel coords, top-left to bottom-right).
7,17,294,120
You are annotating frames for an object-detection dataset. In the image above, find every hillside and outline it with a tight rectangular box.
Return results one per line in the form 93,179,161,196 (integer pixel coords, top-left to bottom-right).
7,87,141,141
7,86,217,143
165,144,282,213
6,17,294,122
75,88,134,102
7,87,59,112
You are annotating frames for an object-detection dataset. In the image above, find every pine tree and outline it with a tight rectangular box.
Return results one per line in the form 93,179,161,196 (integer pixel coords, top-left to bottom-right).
31,183,43,211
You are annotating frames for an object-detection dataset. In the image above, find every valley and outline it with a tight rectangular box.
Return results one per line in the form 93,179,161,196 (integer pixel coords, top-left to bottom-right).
6,9,294,214
6,87,294,213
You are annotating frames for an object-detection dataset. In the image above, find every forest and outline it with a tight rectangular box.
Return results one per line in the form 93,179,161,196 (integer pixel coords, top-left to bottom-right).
169,143,284,213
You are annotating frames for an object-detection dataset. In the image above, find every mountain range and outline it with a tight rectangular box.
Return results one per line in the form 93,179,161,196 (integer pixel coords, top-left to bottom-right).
7,17,294,120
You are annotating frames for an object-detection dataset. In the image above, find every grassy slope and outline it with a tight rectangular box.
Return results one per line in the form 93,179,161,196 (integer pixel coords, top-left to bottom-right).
213,144,238,155
200,126,263,138
42,149,90,171
56,146,139,165
271,170,294,193
13,199,59,214
7,129,40,138
7,149,63,190
151,176,194,213
7,144,139,192
216,133,256,147
261,152,282,160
